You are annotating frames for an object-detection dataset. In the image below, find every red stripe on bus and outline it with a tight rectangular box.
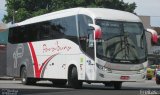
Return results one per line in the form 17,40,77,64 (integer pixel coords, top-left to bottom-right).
28,42,59,78
28,42,40,78
39,54,57,75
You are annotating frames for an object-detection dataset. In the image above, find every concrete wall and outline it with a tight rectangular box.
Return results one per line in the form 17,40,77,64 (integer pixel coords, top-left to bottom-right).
139,16,151,29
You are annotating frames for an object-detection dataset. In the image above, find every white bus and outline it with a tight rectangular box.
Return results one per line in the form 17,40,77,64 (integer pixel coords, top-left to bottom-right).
7,7,148,89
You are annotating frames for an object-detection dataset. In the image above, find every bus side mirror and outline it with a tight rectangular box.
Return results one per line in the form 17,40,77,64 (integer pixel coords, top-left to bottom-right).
147,29,158,44
88,24,102,40
151,34,158,44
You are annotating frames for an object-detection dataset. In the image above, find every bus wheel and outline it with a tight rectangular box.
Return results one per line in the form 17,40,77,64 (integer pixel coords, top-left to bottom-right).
68,66,82,89
21,67,36,85
113,82,122,90
52,79,67,86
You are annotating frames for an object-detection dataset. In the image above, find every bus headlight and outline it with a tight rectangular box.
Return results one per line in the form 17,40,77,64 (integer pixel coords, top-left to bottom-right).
96,63,112,73
137,69,145,74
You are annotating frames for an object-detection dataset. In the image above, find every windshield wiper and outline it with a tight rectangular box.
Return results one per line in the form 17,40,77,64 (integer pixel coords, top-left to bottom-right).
111,31,138,60
124,32,130,59
104,32,138,61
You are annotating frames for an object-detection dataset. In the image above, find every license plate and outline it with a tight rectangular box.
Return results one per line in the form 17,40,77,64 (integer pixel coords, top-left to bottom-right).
120,76,130,80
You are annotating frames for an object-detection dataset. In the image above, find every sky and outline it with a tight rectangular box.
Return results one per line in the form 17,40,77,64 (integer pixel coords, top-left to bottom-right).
0,0,160,27
123,0,160,27
0,0,6,23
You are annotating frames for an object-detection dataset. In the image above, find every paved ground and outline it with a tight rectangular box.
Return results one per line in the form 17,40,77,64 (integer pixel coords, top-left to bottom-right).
0,79,159,95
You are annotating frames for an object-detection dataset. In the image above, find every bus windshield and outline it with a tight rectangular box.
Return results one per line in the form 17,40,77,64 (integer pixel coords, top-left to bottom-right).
96,20,147,64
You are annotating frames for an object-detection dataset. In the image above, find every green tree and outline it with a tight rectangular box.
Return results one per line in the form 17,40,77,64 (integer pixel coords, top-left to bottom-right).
3,0,136,23
3,0,53,23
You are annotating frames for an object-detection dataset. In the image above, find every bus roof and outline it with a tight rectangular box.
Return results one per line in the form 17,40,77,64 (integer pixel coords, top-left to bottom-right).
16,7,141,26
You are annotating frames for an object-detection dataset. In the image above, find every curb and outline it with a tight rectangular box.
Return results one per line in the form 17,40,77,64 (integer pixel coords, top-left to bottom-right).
0,76,14,80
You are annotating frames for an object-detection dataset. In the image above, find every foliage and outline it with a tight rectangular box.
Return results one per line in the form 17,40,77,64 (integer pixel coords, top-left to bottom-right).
3,0,136,23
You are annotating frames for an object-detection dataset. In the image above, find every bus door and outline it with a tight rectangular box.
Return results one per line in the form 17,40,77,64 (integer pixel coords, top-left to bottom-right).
79,31,95,80
86,31,95,80
78,14,95,80
85,24,102,80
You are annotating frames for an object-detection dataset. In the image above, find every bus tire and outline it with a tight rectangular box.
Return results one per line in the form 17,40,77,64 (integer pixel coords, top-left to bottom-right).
68,66,82,89
113,82,122,90
21,67,36,85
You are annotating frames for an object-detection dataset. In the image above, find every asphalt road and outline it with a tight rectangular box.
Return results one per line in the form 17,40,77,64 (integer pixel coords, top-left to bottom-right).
0,79,159,95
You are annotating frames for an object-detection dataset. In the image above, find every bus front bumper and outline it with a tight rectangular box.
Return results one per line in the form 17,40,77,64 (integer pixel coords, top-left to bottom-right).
96,69,146,82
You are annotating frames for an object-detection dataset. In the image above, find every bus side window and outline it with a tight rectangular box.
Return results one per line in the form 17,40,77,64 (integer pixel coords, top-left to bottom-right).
38,22,51,40
9,27,24,44
25,24,38,42
8,28,14,44
78,15,93,51
62,16,78,42
50,19,65,39
50,16,78,42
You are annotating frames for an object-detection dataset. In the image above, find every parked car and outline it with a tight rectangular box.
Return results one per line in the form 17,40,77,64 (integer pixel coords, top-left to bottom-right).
155,69,160,85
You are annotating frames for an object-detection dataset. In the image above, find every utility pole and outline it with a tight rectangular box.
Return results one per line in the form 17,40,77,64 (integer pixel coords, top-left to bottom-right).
12,10,15,24
12,0,15,24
